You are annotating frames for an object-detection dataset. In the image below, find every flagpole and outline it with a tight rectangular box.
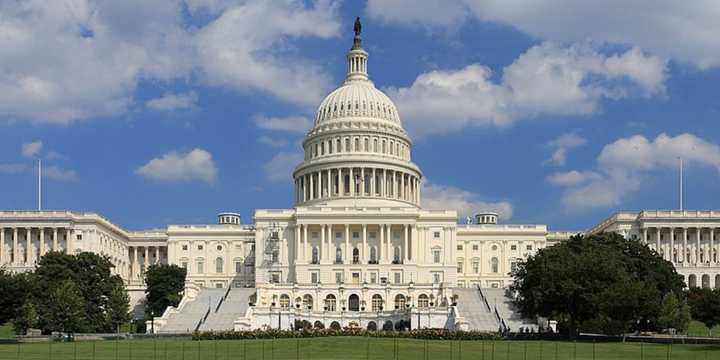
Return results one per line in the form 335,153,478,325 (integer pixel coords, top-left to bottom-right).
679,157,683,211
38,158,42,211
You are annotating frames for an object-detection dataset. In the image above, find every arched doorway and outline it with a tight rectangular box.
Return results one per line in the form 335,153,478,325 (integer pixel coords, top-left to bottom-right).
382,320,393,331
367,321,377,331
313,321,324,329
394,294,406,310
325,294,337,311
348,294,360,311
689,274,697,288
702,274,710,288
330,321,341,330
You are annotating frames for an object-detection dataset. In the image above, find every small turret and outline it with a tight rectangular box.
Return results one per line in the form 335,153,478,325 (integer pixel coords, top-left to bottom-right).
218,212,241,225
475,211,498,225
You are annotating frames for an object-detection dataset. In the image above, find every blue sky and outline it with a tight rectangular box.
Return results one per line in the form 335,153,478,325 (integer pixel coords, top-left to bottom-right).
2,0,720,231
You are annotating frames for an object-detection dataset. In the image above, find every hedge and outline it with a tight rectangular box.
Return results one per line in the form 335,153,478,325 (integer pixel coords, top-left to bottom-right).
192,328,501,341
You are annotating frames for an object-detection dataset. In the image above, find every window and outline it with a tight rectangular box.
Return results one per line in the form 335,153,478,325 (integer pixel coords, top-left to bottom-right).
432,272,442,284
311,271,319,284
491,257,499,273
336,232,342,239
182,245,188,251
432,248,441,263
198,244,204,250
472,244,479,251
311,247,319,264
325,295,337,312
76,234,82,241
352,272,360,284
215,257,224,273
335,248,342,263
418,294,429,308
370,272,377,284
353,248,360,264
394,272,401,284
393,247,401,263
457,281,466,288
457,259,464,273
472,260,479,274
394,294,406,309
353,232,359,239
217,245,223,251
369,247,377,263
270,272,280,283
279,294,290,308
526,245,532,251
434,232,440,238
510,245,517,251
372,295,383,312
457,245,463,251
196,260,204,274
335,272,343,284
181,261,188,270
511,261,518,272
235,261,242,273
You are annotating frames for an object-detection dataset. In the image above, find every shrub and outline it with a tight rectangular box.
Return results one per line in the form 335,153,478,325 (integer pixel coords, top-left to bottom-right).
192,328,501,341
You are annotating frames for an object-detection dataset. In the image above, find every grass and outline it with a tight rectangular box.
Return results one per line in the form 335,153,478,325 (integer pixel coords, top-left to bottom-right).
0,337,719,360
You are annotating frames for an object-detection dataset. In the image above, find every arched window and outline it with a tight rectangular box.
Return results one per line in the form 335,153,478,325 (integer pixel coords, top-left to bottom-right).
303,294,313,310
418,294,429,308
372,294,383,312
325,294,337,312
279,294,290,308
353,248,360,264
312,247,319,264
394,294,406,310
215,257,224,273
336,139,341,153
491,257,499,273
369,247,377,263
336,247,342,263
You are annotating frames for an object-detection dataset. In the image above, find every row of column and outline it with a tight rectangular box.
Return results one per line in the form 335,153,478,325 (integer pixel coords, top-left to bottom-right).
295,167,420,204
129,246,164,280
294,224,416,265
642,227,719,264
0,227,73,265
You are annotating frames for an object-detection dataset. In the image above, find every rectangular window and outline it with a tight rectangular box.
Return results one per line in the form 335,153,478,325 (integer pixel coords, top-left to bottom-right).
335,272,343,284
370,273,377,284
472,261,479,274
181,262,188,270
311,272,319,284
457,261,463,273
394,272,401,284
457,245,463,251
198,244,204,250
182,245,188,251
526,245,533,250
433,250,441,264
353,232,359,238
352,272,360,284
458,280,466,288
380,277,387,284
472,244,479,251
434,232,440,238
432,272,443,284
510,245,517,251
270,273,280,283
235,261,242,273
196,261,204,274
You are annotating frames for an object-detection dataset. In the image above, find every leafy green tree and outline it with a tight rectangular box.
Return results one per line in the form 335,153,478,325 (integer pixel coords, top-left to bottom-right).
0,269,31,325
686,288,720,332
658,292,690,333
13,303,38,335
511,232,684,336
46,280,85,334
106,280,131,332
144,264,186,317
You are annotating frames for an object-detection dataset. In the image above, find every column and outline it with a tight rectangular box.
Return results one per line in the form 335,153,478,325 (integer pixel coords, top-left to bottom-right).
310,172,315,200
669,228,674,263
379,224,385,262
350,168,354,196
386,225,392,262
371,168,376,196
295,225,301,261
25,227,31,264
133,247,139,279
12,228,18,264
345,225,351,263
319,170,324,198
403,224,409,262
410,224,417,262
155,246,160,264
39,228,45,256
53,228,58,251
642,228,647,245
400,173,405,200
144,247,149,274
66,228,73,254
392,171,397,198
683,228,688,264
327,225,332,262
712,228,716,263
655,228,661,256
417,178,421,203
361,168,365,195
0,228,4,263
696,228,701,265
303,225,308,262
327,169,332,197
362,224,367,263
320,224,326,262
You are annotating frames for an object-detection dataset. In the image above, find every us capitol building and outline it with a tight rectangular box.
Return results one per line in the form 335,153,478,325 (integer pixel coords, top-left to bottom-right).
1,21,719,333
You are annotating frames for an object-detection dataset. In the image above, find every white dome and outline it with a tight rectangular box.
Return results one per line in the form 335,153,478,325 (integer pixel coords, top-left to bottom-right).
314,81,401,126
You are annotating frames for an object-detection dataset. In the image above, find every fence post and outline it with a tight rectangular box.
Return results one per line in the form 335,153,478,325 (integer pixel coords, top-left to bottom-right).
573,340,577,360
49,338,52,360
75,340,78,360
92,341,96,360
640,342,643,360
366,337,369,360
243,339,247,360
554,342,558,360
182,341,185,360
539,340,543,360
523,341,527,360
481,340,485,360
459,339,463,360
16,343,20,360
666,342,670,360
155,336,158,360
491,341,495,360
592,339,595,360
506,341,510,360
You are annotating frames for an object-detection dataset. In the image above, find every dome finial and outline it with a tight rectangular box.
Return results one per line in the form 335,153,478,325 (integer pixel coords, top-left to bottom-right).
352,17,362,50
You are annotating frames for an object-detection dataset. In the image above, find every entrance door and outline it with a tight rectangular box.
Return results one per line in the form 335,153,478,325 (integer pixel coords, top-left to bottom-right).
348,294,360,311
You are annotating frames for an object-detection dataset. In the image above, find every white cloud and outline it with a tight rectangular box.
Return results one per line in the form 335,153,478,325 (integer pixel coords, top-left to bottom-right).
255,115,312,133
0,0,340,124
136,148,217,183
421,182,513,220
366,0,720,68
263,152,303,182
258,136,289,148
145,92,198,111
546,133,587,166
549,133,720,210
43,165,79,182
387,42,666,138
21,140,43,158
0,163,28,174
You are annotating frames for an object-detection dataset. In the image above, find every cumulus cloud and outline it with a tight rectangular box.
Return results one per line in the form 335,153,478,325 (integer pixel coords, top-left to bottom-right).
254,115,312,133
421,182,513,220
545,133,587,166
21,141,43,158
387,42,666,138
0,164,28,174
549,133,720,210
43,166,79,182
366,0,720,68
0,0,341,124
136,148,218,183
145,92,198,111
263,152,303,182
258,136,289,148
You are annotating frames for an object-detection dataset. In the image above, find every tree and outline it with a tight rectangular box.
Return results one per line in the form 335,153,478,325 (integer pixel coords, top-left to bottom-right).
13,303,38,335
0,269,31,325
144,264,186,318
46,280,85,334
106,280,131,332
511,232,684,336
686,288,720,333
657,292,690,333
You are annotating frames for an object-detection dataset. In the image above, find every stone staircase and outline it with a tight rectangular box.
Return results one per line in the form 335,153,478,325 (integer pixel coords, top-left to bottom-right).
157,288,226,333
199,288,255,331
453,288,502,332
482,288,538,332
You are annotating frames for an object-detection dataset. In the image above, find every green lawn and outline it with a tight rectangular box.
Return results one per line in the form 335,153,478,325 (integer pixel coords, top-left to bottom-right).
0,337,718,360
